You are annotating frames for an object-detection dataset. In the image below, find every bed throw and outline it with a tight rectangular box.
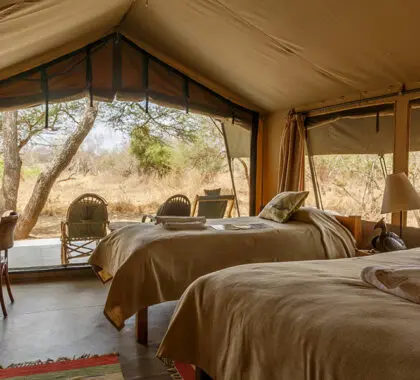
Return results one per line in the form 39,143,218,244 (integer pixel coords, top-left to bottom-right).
158,250,420,380
155,216,206,224
162,221,206,230
362,265,420,304
89,213,355,330
291,207,356,258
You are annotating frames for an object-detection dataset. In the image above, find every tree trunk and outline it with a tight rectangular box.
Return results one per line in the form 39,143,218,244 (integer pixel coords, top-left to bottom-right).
15,104,98,239
237,158,250,188
2,111,21,211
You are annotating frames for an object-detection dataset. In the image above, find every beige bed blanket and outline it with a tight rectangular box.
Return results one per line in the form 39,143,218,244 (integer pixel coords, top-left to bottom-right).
157,249,420,380
89,210,355,329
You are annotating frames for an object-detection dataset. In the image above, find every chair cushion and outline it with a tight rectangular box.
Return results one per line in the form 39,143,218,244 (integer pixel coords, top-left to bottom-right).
259,191,309,223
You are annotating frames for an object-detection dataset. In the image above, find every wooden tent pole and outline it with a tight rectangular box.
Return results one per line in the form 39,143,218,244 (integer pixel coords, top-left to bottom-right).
221,122,241,217
392,96,410,226
305,130,323,210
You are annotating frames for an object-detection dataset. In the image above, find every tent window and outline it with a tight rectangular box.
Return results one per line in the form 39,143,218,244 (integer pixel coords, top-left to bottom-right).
407,102,420,226
0,32,258,215
305,106,395,221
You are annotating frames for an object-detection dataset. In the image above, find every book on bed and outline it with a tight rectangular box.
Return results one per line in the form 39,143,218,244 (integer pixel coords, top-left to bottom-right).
211,223,271,231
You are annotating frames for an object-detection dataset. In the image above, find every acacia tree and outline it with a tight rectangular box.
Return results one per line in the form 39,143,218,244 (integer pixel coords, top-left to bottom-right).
1,99,231,239
1,105,66,210
102,101,202,141
102,101,227,176
0,99,98,239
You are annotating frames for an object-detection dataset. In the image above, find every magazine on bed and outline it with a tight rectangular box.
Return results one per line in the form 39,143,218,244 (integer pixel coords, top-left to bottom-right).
211,223,271,231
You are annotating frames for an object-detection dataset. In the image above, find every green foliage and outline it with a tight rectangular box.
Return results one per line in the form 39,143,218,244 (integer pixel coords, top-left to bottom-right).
130,126,172,176
173,136,225,181
170,116,226,180
101,101,228,178
0,159,3,178
100,101,201,143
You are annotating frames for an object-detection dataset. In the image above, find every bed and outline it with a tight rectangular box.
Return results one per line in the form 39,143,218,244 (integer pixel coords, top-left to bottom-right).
89,208,361,344
157,249,420,380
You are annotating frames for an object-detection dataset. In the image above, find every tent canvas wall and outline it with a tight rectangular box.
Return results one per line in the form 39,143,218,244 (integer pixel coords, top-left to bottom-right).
3,1,420,217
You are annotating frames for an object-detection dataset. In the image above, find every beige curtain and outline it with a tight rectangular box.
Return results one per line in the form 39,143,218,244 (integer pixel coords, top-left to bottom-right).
277,112,306,192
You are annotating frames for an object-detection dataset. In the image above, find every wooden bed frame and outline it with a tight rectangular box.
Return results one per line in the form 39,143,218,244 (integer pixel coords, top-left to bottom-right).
335,215,362,247
135,215,362,346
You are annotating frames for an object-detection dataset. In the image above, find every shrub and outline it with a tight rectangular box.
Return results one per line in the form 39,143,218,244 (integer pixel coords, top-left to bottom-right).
130,126,172,176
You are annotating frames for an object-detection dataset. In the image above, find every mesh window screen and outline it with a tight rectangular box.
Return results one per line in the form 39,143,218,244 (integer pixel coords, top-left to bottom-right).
407,104,420,227
305,105,395,221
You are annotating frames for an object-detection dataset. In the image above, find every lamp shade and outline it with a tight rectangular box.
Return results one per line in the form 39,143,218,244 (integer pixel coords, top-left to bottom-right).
381,172,420,214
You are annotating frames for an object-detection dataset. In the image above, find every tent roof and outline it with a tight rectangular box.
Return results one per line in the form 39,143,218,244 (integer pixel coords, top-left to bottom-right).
2,0,420,113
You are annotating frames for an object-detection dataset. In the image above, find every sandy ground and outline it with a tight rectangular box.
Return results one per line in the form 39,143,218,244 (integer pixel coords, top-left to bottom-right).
21,169,250,239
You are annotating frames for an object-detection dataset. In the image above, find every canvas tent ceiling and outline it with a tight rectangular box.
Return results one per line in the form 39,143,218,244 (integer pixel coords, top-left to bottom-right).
2,1,420,114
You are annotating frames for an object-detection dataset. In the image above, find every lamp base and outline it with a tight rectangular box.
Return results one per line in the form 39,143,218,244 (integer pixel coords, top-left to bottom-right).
400,211,403,239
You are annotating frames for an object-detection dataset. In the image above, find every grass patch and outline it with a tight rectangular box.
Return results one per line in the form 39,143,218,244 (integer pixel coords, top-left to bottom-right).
22,165,42,178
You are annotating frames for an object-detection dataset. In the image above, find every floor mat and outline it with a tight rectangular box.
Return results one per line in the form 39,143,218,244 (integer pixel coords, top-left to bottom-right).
0,353,122,379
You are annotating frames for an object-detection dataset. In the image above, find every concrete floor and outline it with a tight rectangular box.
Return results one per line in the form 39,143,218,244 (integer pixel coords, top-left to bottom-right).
9,221,144,269
0,278,176,379
9,239,90,269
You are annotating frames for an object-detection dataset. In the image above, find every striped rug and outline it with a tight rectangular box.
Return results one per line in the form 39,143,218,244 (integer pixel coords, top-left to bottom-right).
0,354,122,379
166,360,195,380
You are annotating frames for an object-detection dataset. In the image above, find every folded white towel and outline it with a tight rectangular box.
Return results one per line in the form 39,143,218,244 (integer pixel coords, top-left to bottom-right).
162,221,207,230
155,216,206,225
361,265,420,304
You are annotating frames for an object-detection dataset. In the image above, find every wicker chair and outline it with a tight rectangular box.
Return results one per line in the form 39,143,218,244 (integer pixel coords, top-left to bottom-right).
0,211,18,318
192,193,235,219
61,193,109,265
142,194,191,222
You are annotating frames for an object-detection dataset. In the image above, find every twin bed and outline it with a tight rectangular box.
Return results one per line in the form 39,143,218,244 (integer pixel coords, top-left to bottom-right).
89,207,360,345
157,249,420,380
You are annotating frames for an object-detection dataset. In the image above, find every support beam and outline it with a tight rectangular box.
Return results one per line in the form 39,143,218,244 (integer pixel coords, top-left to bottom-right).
255,117,264,213
393,96,410,226
221,122,240,217
249,112,259,215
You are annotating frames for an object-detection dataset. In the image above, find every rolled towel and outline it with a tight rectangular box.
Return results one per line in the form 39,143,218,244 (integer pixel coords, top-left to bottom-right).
162,221,207,230
361,265,420,304
155,216,206,225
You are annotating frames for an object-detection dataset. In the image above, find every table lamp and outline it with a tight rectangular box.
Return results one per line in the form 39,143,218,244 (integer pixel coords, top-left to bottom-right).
381,172,420,237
